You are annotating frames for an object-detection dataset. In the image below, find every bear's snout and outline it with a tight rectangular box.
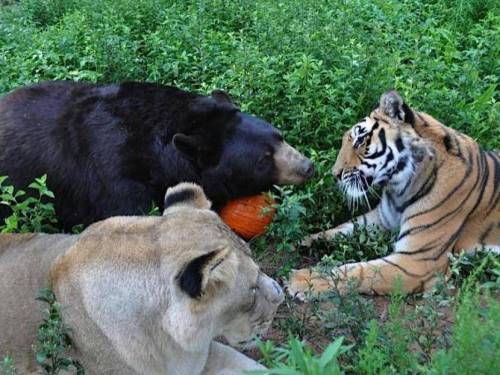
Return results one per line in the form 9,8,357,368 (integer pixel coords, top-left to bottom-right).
301,159,315,179
273,141,314,185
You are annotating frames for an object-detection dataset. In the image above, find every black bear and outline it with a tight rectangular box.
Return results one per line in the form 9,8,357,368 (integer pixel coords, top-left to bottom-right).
0,81,314,230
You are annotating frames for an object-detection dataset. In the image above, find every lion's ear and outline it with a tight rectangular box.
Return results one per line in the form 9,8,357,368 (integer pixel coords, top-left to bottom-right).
163,183,211,214
379,90,415,126
177,247,237,298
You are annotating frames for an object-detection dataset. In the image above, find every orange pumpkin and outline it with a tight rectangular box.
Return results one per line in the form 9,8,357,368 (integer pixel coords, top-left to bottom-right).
220,193,276,240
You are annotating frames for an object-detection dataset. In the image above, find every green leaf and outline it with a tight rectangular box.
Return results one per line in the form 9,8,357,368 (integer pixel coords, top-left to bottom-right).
35,352,47,365
318,337,344,371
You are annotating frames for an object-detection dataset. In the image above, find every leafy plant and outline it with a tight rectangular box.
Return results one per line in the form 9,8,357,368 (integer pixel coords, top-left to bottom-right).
0,175,58,233
252,336,351,375
147,201,161,216
355,320,391,375
449,250,500,290
314,223,395,268
382,281,418,373
319,282,378,345
0,356,16,375
34,288,84,375
429,287,500,374
412,276,454,361
253,186,312,276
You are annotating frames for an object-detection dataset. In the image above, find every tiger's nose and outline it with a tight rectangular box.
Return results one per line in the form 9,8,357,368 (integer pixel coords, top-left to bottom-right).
332,168,343,180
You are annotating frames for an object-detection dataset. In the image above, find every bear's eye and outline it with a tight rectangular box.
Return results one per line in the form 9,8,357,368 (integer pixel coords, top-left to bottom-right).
257,151,273,165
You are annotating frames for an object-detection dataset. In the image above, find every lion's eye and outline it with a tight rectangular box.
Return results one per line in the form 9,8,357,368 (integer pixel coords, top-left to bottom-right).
243,286,259,311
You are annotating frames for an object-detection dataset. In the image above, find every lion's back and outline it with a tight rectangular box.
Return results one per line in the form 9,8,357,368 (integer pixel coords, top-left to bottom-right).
0,233,76,372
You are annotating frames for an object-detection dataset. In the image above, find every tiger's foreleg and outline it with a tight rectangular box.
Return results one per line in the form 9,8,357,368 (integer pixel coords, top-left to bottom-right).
302,207,385,247
288,247,450,297
330,253,449,294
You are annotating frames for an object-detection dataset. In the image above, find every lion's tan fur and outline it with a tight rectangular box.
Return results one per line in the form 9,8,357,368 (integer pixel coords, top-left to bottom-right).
0,183,283,374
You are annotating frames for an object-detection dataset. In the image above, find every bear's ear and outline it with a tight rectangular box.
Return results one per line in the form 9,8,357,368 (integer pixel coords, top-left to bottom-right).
190,92,238,116
163,183,211,214
172,133,199,161
210,90,238,109
176,246,237,298
172,133,219,168
379,90,414,126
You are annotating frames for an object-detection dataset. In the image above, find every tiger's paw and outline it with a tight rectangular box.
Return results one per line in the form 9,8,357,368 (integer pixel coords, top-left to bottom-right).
300,228,344,248
286,268,334,301
300,234,320,248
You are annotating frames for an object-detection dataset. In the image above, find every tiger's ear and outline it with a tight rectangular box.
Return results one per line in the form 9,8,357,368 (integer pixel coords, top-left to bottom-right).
379,90,414,126
163,183,211,214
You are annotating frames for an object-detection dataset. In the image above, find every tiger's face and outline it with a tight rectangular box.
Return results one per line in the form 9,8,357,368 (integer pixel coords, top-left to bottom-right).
333,92,424,205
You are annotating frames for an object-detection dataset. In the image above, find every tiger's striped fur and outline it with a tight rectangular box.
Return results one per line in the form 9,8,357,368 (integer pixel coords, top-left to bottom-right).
288,90,499,296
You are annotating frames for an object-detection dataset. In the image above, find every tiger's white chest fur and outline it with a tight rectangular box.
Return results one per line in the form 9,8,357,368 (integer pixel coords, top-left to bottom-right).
379,191,401,230
377,150,417,231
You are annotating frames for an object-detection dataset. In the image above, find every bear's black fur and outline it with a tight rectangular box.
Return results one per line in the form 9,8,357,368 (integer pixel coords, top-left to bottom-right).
0,81,313,230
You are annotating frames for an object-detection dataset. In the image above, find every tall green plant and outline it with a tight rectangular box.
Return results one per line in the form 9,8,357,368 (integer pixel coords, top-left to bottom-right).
0,175,58,233
252,336,351,375
34,288,84,375
0,357,16,375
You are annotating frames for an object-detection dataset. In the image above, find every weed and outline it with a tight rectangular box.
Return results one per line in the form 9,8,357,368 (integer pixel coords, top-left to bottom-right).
383,281,418,373
253,186,312,276
429,287,500,374
355,320,391,375
147,202,161,216
34,288,84,375
0,175,58,233
261,275,499,374
314,223,395,267
321,284,377,345
412,276,454,361
0,357,16,375
449,251,500,290
252,336,351,375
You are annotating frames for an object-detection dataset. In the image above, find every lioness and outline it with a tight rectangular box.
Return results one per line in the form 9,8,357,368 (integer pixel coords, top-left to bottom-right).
0,183,284,374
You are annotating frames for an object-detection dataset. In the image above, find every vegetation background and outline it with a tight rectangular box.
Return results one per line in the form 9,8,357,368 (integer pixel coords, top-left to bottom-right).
0,0,499,374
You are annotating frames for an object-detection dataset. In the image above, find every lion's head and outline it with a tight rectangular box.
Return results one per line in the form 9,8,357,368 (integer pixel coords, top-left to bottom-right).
49,183,283,371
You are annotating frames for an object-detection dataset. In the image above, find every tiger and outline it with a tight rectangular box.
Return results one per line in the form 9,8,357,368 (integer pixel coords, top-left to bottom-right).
288,90,499,297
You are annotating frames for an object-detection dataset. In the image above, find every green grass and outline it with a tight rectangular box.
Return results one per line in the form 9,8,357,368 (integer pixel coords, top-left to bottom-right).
1,0,499,373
